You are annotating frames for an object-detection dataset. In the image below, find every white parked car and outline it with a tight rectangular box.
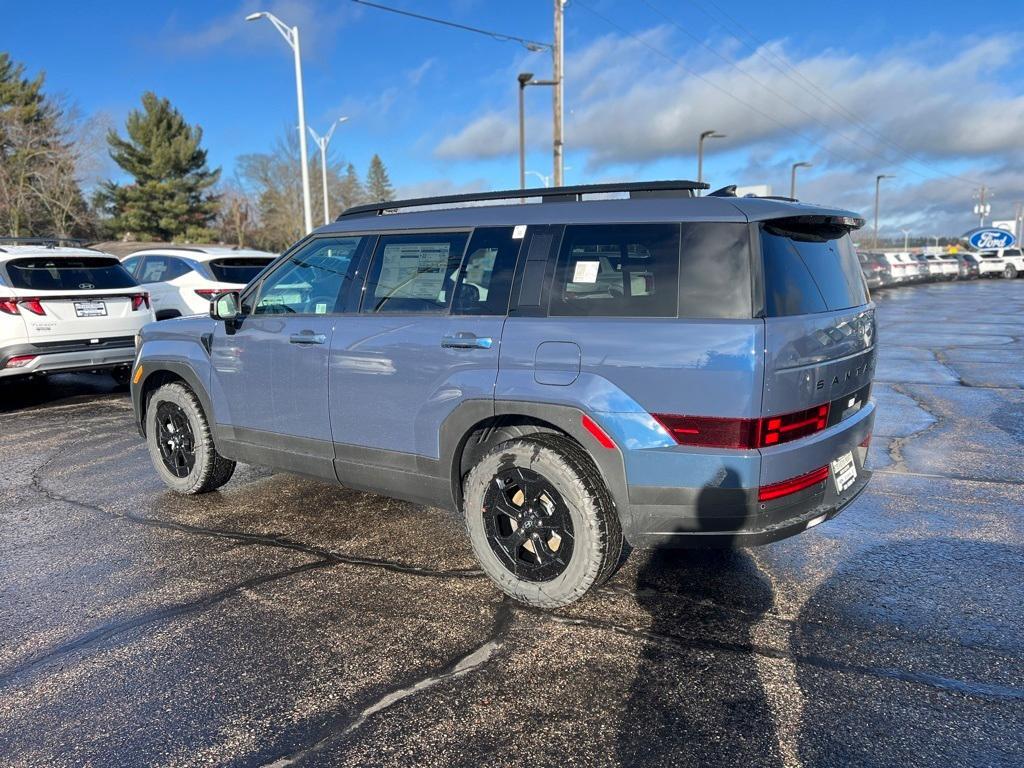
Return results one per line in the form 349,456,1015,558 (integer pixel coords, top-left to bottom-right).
923,253,959,279
121,246,277,319
0,241,154,382
978,248,1024,279
880,252,919,283
974,251,1008,278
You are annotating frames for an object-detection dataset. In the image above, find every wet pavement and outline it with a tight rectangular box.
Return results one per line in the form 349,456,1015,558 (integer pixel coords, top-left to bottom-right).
1,279,1022,768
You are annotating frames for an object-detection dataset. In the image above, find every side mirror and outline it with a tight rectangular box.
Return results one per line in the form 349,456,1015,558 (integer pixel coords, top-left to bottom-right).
211,291,240,321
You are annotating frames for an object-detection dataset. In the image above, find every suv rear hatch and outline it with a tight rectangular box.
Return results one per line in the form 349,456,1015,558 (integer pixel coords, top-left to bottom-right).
759,216,875,486
2,256,149,343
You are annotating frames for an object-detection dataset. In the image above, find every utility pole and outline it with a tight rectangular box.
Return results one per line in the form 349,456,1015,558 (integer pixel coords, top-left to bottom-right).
552,0,566,186
973,186,991,227
1015,201,1023,243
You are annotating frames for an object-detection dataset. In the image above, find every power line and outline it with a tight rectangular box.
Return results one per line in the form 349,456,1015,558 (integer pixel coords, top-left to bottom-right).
678,0,981,186
350,0,551,52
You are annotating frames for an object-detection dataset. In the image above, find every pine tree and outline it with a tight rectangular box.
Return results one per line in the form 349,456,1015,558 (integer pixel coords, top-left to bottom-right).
365,154,394,202
338,162,365,211
97,92,220,241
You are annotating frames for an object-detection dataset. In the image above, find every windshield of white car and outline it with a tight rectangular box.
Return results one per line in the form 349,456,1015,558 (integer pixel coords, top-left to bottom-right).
208,258,275,284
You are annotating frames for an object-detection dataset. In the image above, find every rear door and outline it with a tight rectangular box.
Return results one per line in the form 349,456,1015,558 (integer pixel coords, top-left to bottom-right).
3,256,147,342
759,220,875,486
329,227,519,464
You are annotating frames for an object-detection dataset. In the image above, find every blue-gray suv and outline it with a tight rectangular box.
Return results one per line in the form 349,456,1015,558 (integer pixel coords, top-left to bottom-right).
132,181,876,607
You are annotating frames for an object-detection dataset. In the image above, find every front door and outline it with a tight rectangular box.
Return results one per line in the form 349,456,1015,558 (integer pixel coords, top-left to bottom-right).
329,227,522,466
210,235,369,476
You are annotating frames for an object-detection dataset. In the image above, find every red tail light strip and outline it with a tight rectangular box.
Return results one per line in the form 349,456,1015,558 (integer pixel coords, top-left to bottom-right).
758,466,829,502
653,402,832,450
131,293,151,311
20,298,46,316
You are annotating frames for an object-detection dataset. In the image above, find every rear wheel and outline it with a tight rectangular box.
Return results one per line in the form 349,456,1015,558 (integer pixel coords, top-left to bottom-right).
1005,264,1018,279
462,434,623,607
146,382,235,494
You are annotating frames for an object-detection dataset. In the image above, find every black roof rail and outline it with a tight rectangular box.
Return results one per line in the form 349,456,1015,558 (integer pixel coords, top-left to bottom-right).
0,236,88,249
338,179,709,219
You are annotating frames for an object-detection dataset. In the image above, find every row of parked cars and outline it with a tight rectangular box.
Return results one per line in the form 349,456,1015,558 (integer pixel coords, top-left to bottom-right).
0,238,275,382
857,248,1024,288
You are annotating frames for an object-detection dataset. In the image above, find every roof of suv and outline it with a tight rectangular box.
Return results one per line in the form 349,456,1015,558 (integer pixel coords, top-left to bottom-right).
0,244,115,263
325,181,863,235
124,246,277,262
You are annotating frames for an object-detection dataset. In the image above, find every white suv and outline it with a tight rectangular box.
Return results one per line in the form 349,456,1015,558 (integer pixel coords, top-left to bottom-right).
978,248,1024,279
121,246,277,319
975,251,1008,278
0,242,154,381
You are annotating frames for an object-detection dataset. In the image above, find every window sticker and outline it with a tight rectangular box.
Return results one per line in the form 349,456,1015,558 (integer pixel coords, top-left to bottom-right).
315,302,328,314
512,224,527,240
572,260,600,284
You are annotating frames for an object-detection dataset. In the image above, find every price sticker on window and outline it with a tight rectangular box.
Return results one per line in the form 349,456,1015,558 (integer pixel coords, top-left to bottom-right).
572,260,600,284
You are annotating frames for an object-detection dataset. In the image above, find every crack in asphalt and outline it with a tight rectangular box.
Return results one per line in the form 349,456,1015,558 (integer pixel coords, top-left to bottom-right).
0,559,334,690
525,611,1024,704
256,600,516,768
885,383,944,474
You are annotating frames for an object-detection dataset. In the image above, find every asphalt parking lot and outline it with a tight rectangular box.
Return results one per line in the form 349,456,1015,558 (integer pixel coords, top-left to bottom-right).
1,279,1022,768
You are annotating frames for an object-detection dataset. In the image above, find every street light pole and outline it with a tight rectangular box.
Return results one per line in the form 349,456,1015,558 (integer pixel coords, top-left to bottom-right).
526,170,550,188
552,0,566,186
517,74,556,190
309,117,349,225
790,161,812,199
901,228,911,252
697,130,726,192
873,174,895,249
247,11,313,234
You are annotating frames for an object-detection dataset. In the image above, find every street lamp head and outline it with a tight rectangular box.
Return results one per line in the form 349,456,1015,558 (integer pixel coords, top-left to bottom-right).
245,12,265,21
877,173,896,182
518,72,535,85
700,130,717,140
337,116,349,125
794,161,812,169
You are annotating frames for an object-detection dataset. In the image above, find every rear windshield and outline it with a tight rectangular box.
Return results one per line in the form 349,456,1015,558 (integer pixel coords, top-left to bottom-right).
4,257,137,291
208,257,274,284
761,225,867,317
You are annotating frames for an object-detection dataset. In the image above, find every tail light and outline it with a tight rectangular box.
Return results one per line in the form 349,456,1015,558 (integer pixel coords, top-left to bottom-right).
653,402,831,450
4,354,37,369
20,298,46,316
0,297,18,315
131,293,150,311
758,466,829,502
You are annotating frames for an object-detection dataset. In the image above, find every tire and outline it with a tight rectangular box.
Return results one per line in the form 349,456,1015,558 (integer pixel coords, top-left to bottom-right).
1005,265,1018,279
462,434,623,608
110,366,132,386
145,382,236,494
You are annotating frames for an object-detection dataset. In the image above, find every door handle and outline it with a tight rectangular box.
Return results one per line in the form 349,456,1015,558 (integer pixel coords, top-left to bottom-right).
289,332,327,345
441,333,493,349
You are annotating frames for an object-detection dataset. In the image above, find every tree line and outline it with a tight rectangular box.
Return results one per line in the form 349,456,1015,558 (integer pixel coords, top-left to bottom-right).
1,52,396,253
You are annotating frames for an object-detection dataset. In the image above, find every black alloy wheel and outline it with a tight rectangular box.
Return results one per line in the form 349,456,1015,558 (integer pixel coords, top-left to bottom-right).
155,401,196,478
482,466,575,582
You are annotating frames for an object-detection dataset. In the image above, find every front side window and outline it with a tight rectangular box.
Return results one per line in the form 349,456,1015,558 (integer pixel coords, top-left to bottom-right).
549,223,679,317
362,232,469,314
4,257,137,290
253,236,364,315
451,227,521,316
138,256,192,283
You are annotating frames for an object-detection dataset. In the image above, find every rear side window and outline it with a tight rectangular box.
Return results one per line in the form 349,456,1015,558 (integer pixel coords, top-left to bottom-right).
209,258,275,284
362,232,469,314
762,226,867,316
678,222,751,319
138,256,192,283
4,257,137,291
549,223,679,317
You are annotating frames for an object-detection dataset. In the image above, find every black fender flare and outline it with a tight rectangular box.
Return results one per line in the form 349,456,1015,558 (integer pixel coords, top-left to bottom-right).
131,359,213,438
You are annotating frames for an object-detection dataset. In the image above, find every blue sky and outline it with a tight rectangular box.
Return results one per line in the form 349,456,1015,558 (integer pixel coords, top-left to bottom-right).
7,0,1024,235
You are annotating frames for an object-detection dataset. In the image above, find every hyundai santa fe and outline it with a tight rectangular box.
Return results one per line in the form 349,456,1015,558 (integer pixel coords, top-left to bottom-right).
131,181,876,607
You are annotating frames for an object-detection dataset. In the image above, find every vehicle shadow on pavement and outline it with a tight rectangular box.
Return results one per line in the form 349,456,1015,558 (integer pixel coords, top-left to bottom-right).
0,373,125,413
792,537,1024,768
615,474,786,767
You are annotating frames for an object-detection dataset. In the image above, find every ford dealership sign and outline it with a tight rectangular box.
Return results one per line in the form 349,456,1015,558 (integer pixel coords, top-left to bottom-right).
965,227,1016,250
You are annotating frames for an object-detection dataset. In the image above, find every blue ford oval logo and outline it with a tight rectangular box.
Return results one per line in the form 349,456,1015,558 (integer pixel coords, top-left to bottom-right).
965,228,1016,250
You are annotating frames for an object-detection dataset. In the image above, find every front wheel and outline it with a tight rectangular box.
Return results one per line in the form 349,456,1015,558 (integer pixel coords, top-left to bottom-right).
462,435,623,607
1005,265,1018,279
146,382,236,494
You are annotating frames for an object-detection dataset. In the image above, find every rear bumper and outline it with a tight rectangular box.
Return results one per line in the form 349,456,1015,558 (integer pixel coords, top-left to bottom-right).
0,337,136,378
623,401,875,548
